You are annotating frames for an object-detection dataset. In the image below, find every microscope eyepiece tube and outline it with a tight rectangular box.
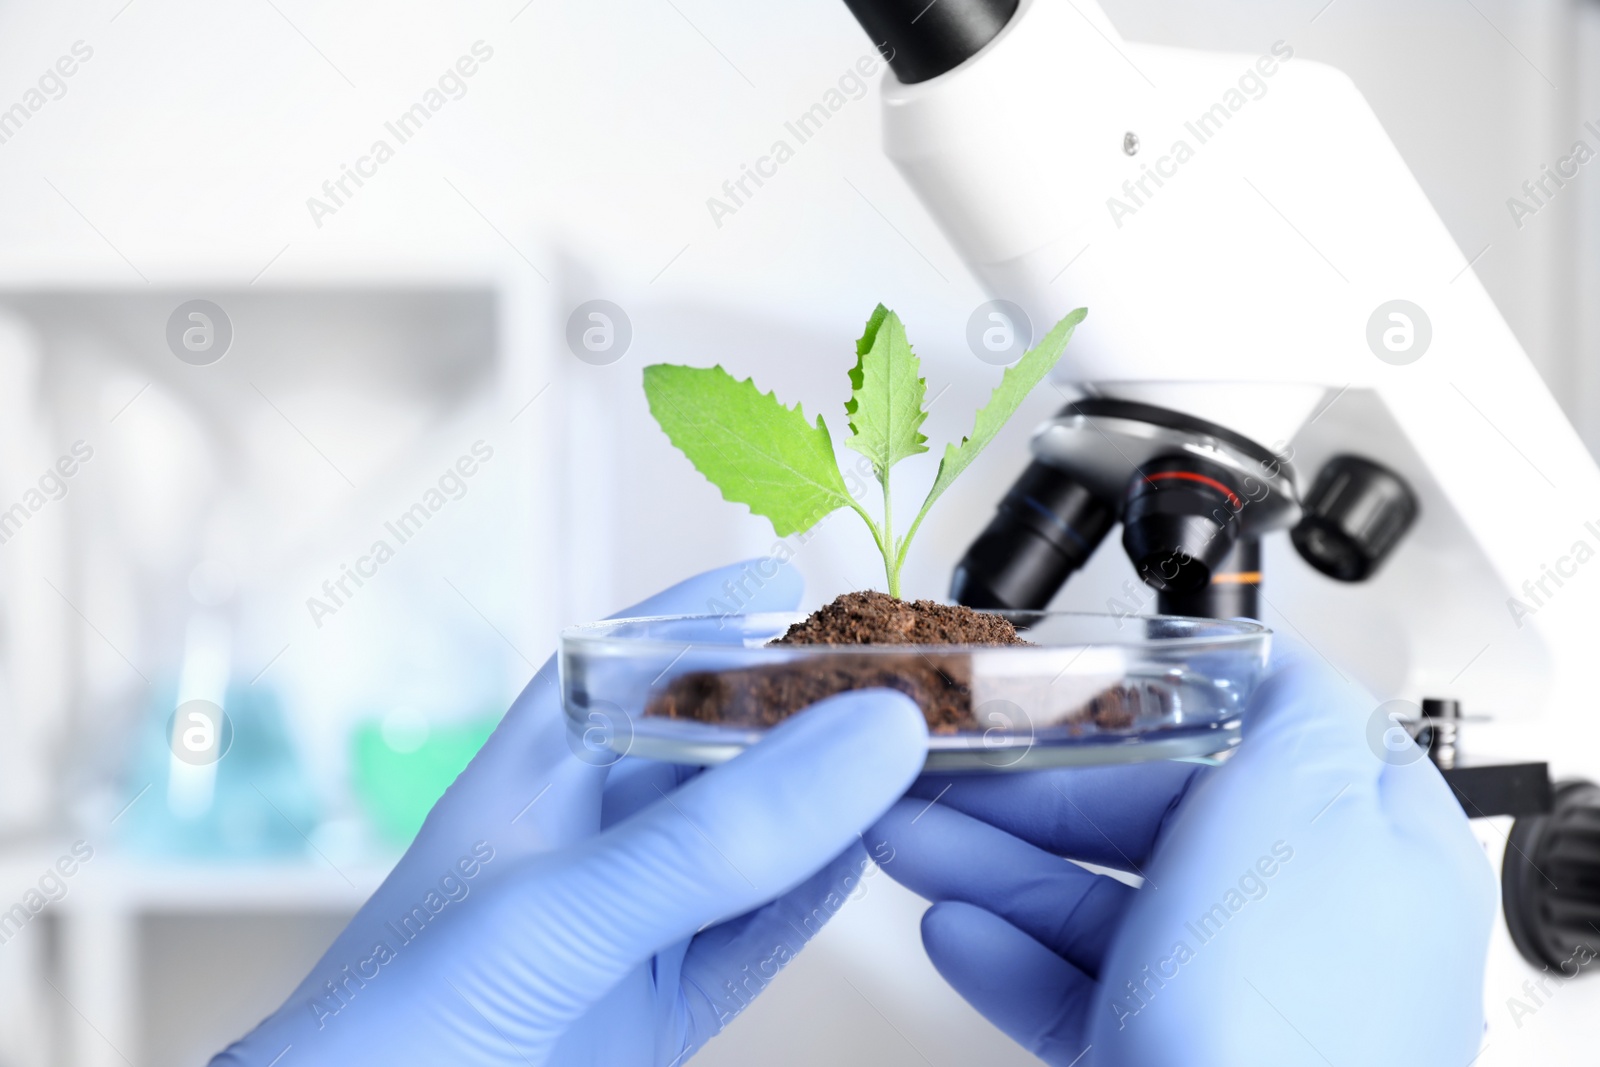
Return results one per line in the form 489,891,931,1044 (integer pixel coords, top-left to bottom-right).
842,0,1019,84
949,460,1115,611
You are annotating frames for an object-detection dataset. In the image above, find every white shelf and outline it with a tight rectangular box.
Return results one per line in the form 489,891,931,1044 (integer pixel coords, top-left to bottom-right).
0,844,399,1067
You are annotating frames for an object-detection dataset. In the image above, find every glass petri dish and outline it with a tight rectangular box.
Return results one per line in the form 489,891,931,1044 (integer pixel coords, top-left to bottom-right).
560,612,1270,772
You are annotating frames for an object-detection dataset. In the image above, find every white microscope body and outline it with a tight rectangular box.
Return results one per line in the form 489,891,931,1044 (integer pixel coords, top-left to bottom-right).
879,0,1600,760
868,0,1600,1057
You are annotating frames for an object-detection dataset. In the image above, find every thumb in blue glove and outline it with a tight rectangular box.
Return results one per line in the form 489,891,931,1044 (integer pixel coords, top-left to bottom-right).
212,560,928,1065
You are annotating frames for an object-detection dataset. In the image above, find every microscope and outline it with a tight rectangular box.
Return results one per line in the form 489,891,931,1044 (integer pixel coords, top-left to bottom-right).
842,0,1600,1045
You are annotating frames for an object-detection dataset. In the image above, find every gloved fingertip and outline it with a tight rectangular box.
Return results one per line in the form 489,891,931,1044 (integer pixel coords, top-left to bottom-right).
1245,657,1321,715
725,556,805,614
920,898,971,953
1238,656,1378,768
803,686,928,740
1263,632,1320,673
920,900,1095,1062
761,688,928,795
922,897,990,938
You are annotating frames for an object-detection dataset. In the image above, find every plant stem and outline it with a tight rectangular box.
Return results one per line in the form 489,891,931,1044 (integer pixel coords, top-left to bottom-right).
881,473,898,598
893,495,936,582
847,498,887,565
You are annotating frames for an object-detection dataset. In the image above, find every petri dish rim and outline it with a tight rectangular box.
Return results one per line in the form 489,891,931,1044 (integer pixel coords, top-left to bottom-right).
561,610,1270,659
560,611,1271,771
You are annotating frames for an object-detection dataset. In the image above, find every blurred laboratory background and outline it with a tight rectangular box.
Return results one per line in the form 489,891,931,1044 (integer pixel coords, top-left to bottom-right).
0,0,1596,1064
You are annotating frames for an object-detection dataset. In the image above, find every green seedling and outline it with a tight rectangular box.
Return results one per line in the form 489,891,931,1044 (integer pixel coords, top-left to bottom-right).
643,304,1088,599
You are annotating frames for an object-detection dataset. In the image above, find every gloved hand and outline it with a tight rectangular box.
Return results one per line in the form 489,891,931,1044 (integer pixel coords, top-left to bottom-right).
870,657,1496,1066
212,560,928,1066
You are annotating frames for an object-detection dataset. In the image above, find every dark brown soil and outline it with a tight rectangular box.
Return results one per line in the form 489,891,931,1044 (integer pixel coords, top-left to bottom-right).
646,592,1022,734
645,652,978,733
643,592,1163,735
771,590,1028,647
1081,682,1169,730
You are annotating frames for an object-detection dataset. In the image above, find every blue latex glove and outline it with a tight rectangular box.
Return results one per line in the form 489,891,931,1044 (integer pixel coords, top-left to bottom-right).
212,560,928,1066
869,657,1496,1066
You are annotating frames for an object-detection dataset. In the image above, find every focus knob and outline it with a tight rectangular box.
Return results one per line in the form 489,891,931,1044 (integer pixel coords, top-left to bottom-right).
1504,779,1600,973
1290,454,1417,582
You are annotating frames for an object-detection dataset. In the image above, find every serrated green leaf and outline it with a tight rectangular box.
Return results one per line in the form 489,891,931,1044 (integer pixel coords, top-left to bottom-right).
843,305,928,482
914,307,1088,530
643,363,854,537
